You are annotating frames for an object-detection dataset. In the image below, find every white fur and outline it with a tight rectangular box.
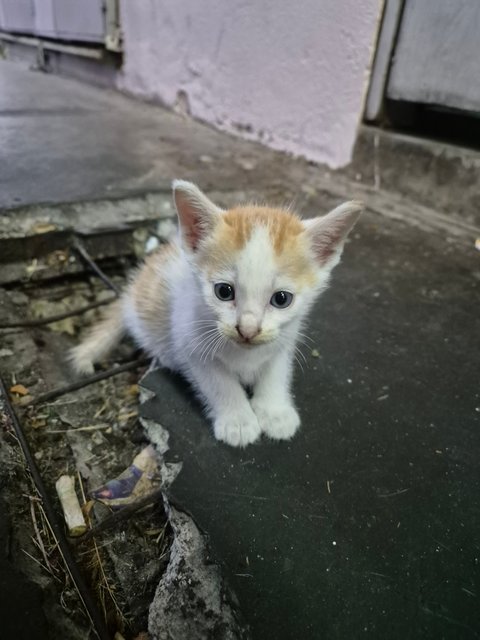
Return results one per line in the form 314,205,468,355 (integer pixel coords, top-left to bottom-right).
71,182,362,447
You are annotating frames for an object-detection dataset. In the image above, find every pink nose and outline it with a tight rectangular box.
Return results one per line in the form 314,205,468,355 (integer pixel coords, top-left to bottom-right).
236,313,260,340
236,325,260,340
236,321,260,341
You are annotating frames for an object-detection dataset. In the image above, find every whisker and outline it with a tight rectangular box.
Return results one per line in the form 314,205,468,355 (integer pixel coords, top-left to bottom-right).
188,328,219,357
199,332,218,362
274,335,308,373
202,334,217,362
188,327,218,343
294,354,305,374
213,335,228,359
297,332,315,344
209,334,224,361
209,334,221,360
180,320,218,335
294,345,307,364
182,319,217,327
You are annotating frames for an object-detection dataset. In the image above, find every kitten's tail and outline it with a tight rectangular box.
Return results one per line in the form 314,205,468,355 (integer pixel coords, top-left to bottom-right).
69,299,125,375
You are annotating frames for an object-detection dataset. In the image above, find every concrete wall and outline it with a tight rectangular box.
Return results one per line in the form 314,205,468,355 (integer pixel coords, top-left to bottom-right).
118,0,381,169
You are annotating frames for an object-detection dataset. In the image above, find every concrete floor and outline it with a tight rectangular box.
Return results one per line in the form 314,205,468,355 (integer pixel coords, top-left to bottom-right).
0,59,308,210
1,60,479,639
142,218,480,639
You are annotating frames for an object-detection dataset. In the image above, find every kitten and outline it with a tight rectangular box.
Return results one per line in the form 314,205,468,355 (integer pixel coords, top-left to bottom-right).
70,181,362,447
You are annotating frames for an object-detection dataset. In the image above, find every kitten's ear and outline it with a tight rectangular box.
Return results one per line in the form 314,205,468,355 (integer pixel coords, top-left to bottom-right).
304,201,363,268
172,180,223,251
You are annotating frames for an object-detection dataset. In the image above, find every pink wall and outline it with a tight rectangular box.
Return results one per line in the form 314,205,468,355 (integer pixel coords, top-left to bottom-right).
118,0,381,169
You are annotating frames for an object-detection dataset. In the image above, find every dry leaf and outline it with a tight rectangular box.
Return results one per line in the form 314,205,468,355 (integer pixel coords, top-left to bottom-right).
81,499,95,519
30,418,47,429
31,222,57,234
46,250,68,266
126,384,139,397
118,409,138,420
10,383,29,396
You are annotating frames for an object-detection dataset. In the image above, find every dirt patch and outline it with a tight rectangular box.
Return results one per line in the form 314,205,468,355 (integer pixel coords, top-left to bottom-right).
0,259,170,639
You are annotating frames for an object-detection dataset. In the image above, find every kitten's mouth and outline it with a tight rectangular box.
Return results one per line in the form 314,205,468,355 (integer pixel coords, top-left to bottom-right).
236,338,257,347
225,333,260,347
221,326,273,347
233,334,271,347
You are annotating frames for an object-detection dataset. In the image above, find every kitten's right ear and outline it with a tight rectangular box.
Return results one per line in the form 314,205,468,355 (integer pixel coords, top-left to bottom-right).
172,180,223,251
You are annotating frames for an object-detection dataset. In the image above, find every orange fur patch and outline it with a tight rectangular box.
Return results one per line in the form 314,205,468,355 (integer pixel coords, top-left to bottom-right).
200,206,316,286
222,206,303,252
132,243,179,327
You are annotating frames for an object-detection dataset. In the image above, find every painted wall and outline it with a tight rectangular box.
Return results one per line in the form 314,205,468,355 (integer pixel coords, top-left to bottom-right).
119,0,381,168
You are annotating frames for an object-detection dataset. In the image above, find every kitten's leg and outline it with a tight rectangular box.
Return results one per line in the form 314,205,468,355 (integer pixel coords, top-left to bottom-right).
251,348,300,440
187,363,261,447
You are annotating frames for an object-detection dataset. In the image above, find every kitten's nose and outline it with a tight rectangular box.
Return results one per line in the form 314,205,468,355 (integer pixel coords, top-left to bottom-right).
236,314,260,340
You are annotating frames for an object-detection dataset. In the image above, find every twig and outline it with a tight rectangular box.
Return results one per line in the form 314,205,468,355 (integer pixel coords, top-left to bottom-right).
46,424,110,434
73,487,164,545
29,496,55,577
72,238,121,296
0,377,110,640
28,357,148,406
37,502,58,551
0,298,114,329
22,548,55,576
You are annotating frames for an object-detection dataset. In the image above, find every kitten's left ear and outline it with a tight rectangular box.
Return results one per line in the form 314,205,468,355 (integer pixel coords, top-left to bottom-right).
304,201,363,269
172,180,223,251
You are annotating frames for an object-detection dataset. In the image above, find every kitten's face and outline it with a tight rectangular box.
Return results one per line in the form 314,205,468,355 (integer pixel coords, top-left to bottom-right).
172,180,362,351
194,208,322,348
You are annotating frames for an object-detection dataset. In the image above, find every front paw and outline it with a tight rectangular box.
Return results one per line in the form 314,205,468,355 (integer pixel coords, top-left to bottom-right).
214,410,261,447
251,400,300,441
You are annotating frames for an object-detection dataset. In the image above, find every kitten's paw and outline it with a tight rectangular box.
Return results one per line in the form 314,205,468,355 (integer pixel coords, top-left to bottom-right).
214,410,261,447
251,401,300,441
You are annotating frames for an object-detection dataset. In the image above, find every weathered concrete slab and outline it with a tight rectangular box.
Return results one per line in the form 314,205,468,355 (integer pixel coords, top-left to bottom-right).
141,210,480,639
148,504,249,640
1,60,480,233
0,60,290,211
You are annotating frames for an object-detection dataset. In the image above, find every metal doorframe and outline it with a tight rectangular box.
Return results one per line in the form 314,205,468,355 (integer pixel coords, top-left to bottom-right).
364,0,405,122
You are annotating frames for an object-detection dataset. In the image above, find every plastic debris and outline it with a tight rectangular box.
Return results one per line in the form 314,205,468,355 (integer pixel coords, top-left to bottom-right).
91,445,160,509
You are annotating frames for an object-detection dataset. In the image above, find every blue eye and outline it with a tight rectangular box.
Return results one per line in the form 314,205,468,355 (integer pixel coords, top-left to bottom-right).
270,290,293,309
214,283,235,301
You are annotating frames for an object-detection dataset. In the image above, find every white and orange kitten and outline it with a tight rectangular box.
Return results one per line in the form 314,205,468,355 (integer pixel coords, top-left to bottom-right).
71,181,362,447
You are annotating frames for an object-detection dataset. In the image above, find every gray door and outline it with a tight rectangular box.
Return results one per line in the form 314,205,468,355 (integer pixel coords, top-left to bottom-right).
366,0,480,120
0,0,105,43
388,0,480,113
0,0,35,33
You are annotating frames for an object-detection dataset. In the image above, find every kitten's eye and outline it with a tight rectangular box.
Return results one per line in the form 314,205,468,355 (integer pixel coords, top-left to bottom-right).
270,290,293,309
214,283,235,301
